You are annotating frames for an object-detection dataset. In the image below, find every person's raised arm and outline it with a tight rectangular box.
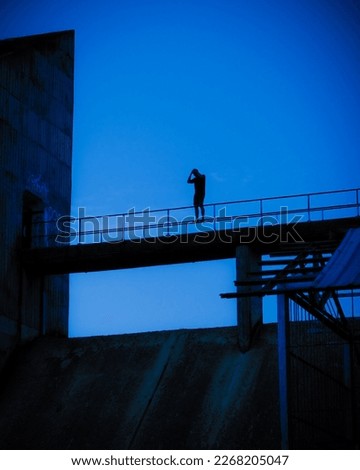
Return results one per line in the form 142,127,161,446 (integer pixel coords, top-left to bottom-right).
187,169,194,184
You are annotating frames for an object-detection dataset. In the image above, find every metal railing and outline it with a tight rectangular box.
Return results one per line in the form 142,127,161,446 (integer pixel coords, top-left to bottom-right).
31,187,360,247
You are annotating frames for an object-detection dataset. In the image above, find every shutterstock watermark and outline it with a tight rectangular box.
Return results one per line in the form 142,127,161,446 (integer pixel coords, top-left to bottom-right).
55,206,305,245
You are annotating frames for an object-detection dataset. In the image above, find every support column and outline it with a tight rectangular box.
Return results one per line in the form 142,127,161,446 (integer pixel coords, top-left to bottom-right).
277,294,290,450
236,245,263,352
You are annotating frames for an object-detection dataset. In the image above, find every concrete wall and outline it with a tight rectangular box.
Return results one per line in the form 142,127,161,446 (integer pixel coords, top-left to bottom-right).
236,246,263,351
0,325,281,450
0,31,74,369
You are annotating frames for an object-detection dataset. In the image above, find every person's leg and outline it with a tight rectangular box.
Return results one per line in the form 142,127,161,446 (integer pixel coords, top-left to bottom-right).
200,204,205,220
195,205,199,220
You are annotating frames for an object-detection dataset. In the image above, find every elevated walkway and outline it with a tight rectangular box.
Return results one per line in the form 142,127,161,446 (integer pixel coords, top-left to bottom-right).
21,217,360,274
23,188,360,274
21,188,360,353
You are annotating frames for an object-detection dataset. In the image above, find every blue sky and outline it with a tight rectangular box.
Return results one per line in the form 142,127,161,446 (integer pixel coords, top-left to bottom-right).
1,0,360,336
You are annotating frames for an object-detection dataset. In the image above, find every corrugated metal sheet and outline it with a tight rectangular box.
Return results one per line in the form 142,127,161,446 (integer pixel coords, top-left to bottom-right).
314,228,360,289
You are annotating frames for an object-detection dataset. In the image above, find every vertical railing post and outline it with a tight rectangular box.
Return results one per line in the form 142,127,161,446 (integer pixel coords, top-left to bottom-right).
307,194,311,222
142,210,146,239
166,209,170,237
79,216,83,244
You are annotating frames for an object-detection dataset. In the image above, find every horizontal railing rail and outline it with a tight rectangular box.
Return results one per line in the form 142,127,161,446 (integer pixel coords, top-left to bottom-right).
29,187,360,247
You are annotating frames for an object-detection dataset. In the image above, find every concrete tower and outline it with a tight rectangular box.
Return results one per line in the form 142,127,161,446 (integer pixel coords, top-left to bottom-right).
0,31,74,370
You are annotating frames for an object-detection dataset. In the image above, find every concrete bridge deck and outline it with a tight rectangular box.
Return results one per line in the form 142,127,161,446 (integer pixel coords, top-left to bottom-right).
23,216,360,274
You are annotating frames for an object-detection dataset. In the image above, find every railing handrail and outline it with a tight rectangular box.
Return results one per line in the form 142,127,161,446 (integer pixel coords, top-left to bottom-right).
35,187,360,225
28,187,360,247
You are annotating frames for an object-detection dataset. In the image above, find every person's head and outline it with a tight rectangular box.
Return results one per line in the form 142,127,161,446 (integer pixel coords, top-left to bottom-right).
193,168,200,176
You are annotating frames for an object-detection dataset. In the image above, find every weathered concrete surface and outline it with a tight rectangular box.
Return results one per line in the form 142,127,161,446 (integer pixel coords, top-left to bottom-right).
0,325,280,449
0,31,74,371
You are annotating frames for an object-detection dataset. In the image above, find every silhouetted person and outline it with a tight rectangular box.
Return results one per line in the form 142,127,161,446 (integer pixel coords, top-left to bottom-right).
187,168,206,221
